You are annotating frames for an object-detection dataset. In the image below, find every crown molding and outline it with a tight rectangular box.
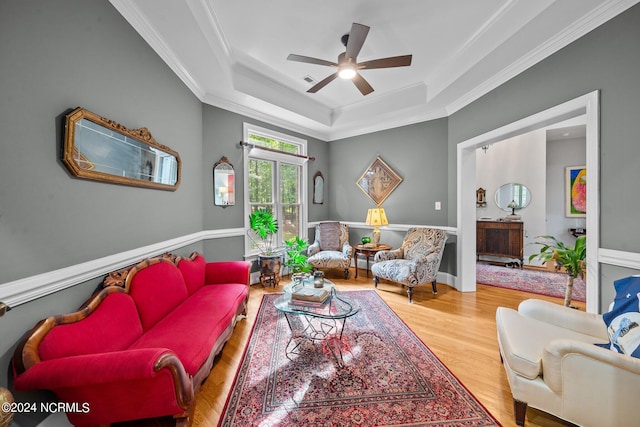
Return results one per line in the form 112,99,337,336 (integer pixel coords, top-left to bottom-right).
445,0,639,115
111,0,638,141
109,0,206,99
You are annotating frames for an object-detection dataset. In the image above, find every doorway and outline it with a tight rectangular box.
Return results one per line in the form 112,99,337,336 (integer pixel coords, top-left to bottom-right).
456,91,600,313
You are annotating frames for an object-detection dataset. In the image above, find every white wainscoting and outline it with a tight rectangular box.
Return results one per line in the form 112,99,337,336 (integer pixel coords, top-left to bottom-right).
0,229,244,308
1,223,636,310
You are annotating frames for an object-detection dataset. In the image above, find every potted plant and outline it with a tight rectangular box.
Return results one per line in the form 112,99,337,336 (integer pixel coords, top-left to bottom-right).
528,235,586,307
284,236,313,278
248,208,282,285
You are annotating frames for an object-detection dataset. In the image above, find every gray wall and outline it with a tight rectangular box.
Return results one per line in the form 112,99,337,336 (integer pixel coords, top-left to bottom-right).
329,118,449,224
201,105,330,261
327,118,453,273
0,0,203,399
0,0,204,284
447,3,640,310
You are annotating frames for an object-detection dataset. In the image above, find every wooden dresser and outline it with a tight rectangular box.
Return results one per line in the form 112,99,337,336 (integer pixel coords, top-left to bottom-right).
476,220,524,267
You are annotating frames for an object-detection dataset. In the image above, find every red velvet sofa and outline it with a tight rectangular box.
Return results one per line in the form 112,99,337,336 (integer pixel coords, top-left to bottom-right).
12,252,250,426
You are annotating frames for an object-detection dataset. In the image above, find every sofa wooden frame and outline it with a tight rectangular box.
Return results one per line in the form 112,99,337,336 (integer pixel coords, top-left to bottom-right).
12,252,249,426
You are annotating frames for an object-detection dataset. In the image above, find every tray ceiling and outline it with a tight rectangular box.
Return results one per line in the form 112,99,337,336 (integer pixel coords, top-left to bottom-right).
110,0,638,140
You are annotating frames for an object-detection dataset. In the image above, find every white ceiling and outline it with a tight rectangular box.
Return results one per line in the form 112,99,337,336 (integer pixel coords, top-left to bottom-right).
110,0,638,141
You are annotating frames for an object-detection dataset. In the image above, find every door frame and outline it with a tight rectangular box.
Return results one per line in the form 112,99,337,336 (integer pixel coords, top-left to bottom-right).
456,91,600,313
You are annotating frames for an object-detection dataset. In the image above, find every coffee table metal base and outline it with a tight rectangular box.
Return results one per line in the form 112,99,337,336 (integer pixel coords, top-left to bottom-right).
282,312,349,366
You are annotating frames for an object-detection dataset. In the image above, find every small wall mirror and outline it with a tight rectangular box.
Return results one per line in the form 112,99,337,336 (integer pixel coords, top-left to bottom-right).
214,156,235,207
313,171,324,204
63,107,180,191
495,183,531,211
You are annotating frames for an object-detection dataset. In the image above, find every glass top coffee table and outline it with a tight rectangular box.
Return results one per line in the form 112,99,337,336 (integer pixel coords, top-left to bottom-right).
274,277,359,366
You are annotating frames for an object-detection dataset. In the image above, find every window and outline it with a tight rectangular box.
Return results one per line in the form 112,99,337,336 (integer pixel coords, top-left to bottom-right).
244,123,307,255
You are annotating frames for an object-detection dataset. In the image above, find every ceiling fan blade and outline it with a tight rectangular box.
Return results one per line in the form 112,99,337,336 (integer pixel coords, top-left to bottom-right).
345,23,370,61
287,54,337,67
307,72,339,93
352,73,374,96
358,55,413,70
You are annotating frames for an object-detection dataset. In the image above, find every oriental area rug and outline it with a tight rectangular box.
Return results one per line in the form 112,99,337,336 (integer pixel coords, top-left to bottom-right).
218,290,500,426
476,263,586,302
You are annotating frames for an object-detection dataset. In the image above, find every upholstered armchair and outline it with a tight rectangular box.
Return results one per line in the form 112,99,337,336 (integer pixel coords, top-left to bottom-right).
371,227,448,303
496,299,640,426
307,222,353,279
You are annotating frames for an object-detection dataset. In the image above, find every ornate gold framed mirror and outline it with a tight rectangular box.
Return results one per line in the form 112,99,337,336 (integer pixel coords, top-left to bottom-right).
62,107,181,191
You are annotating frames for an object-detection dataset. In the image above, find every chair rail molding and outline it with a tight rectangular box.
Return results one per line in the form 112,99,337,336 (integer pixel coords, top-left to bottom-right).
0,228,244,308
3,222,633,311
599,248,640,270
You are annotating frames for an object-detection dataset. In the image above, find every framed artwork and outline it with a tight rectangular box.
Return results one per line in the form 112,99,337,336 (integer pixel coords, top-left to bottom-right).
357,156,403,206
476,187,487,207
565,165,586,217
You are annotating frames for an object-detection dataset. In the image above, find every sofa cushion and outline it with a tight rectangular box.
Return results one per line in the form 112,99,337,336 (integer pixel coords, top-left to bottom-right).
601,275,640,358
129,283,248,375
496,306,605,379
177,254,206,295
39,292,142,361
129,260,188,331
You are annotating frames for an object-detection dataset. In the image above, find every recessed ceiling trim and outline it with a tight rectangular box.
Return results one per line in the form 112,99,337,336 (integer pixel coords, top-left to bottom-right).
186,0,233,62
445,0,639,115
201,92,330,141
331,82,427,125
327,106,449,142
112,0,639,142
232,62,333,126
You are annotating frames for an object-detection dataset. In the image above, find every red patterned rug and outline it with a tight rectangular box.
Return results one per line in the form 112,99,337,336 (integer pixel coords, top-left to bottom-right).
476,263,586,302
218,290,500,426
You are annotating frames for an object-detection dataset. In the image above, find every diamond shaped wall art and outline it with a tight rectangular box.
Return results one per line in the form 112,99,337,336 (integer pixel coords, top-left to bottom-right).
357,156,403,206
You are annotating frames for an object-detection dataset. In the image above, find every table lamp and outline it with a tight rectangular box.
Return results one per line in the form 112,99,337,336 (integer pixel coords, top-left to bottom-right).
366,207,388,246
505,200,521,221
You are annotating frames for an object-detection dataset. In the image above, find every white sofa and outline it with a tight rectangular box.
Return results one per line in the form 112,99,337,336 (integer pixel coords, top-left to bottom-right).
496,299,640,426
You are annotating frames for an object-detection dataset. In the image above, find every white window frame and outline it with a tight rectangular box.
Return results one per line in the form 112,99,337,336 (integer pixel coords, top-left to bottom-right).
243,123,308,256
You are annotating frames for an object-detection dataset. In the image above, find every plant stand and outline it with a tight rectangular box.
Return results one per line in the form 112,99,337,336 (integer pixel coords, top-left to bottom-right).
260,272,279,287
259,255,282,288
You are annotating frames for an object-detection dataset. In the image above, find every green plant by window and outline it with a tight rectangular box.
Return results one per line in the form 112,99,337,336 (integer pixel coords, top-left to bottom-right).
248,208,279,255
284,236,312,274
529,235,586,307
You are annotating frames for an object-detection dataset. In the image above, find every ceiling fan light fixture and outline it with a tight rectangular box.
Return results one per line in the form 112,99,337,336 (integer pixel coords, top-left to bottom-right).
338,63,356,79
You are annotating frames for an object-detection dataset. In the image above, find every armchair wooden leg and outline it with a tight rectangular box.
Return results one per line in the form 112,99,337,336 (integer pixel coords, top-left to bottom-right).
431,280,438,294
513,399,527,426
407,287,413,304
344,268,349,279
373,276,379,288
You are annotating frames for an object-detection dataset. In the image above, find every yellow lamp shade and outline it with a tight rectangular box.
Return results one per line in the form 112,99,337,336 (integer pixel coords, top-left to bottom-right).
366,208,388,226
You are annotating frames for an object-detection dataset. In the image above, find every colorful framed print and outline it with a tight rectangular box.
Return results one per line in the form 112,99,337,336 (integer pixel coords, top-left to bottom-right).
566,165,586,217
357,156,403,206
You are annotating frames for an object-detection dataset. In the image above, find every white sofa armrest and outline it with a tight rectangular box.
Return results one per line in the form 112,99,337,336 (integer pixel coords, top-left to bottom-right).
540,338,640,426
543,338,640,393
518,299,607,340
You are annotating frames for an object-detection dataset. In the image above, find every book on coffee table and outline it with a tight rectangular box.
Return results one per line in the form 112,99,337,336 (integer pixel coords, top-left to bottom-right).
291,287,329,303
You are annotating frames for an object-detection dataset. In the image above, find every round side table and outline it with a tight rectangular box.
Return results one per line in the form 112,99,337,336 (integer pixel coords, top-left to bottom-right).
353,244,391,278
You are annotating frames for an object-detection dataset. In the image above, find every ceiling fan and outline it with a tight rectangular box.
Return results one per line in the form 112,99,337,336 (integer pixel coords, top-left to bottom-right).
287,22,412,96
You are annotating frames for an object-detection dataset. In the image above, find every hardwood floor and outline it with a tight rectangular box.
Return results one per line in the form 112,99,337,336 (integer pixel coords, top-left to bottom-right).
191,269,583,427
